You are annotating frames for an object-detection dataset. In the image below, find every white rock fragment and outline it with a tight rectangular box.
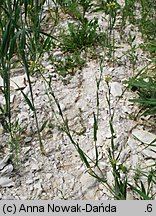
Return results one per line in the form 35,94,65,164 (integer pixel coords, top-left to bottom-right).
80,172,97,199
0,123,3,135
129,129,156,158
0,177,15,187
0,76,3,86
127,187,135,200
24,136,32,143
29,185,34,191
45,64,53,70
145,159,155,167
31,163,39,171
59,103,66,112
132,129,156,145
10,75,34,90
20,196,28,200
26,179,34,185
141,148,156,158
17,112,29,123
130,155,138,167
25,161,30,167
10,75,27,89
122,105,132,114
0,164,13,176
120,148,130,163
110,82,122,97
53,50,63,58
127,136,138,152
0,154,11,170
34,181,43,196
46,173,53,180
0,95,5,105
10,94,15,103
108,67,114,73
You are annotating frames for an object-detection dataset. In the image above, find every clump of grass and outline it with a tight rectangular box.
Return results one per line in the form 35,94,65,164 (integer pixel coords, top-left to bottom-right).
121,0,156,56
121,0,136,26
129,168,156,200
137,0,156,55
93,0,120,62
0,0,54,157
127,66,156,119
59,18,101,52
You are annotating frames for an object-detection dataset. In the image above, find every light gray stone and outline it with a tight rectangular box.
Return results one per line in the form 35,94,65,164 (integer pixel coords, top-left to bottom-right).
0,154,11,170
110,82,122,97
0,177,15,187
0,76,3,86
132,128,156,145
24,137,32,143
0,164,13,176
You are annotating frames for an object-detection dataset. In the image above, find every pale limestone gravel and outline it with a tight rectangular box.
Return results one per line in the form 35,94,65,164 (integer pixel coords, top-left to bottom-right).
1,57,155,199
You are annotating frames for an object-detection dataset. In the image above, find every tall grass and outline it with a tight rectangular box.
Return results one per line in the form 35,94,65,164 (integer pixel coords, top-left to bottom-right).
0,0,55,156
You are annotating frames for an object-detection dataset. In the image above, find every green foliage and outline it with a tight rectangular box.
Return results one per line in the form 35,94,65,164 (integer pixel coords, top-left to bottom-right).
0,0,51,156
121,0,136,25
121,0,156,55
52,52,85,77
61,19,98,52
56,0,93,21
127,34,138,72
60,18,101,52
127,71,156,117
130,168,156,200
96,0,120,13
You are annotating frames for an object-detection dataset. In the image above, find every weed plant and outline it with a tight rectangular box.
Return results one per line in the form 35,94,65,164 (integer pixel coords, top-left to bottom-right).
122,0,156,55
51,52,85,77
59,18,101,52
127,71,156,119
137,0,156,55
56,0,93,22
121,0,156,120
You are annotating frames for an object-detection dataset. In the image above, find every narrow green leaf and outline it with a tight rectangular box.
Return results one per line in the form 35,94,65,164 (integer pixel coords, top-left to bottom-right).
129,184,151,200
40,119,48,132
77,145,90,169
20,90,35,111
140,181,146,195
93,112,98,141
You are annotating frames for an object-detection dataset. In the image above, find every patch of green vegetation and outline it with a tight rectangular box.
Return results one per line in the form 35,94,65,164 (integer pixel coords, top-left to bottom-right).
52,52,85,77
121,0,156,121
135,0,156,55
127,69,156,118
56,0,93,22
122,0,156,55
59,18,102,52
